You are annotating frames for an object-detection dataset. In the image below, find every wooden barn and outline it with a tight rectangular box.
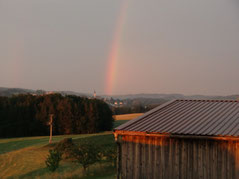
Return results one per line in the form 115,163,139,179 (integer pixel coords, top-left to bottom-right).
114,99,239,179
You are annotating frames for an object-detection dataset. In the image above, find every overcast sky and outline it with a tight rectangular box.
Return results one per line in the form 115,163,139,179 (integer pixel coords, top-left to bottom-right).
1,0,239,95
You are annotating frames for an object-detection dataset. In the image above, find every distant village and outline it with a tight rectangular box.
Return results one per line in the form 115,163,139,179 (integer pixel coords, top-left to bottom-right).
28,90,158,114
31,90,127,108
88,90,127,108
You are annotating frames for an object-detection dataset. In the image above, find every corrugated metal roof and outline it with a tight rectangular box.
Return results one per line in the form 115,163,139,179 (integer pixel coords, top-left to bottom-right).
115,99,239,137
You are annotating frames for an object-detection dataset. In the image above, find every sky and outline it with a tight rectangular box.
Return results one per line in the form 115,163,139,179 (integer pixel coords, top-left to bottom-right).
1,0,239,96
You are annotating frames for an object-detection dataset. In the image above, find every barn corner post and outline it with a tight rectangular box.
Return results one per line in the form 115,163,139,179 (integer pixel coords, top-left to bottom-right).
114,132,122,179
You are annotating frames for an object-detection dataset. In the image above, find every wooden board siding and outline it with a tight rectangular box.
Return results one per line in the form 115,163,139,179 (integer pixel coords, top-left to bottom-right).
117,135,239,179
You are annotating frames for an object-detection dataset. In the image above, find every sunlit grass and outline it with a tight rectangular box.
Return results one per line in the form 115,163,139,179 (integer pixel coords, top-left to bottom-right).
0,132,115,179
113,113,143,128
0,132,111,155
0,117,136,178
114,113,143,120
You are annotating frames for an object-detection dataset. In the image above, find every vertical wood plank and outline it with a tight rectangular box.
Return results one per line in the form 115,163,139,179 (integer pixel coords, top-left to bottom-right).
165,138,170,178
117,141,121,179
198,139,203,179
153,137,156,179
209,140,212,179
202,139,207,179
182,139,187,179
221,141,226,179
193,140,198,179
228,141,233,178
134,136,140,179
160,137,165,179
147,137,154,178
188,139,193,179
125,138,129,179
178,139,182,179
127,136,133,179
208,140,213,179
168,138,173,179
141,136,146,179
121,140,127,179
213,140,218,179
235,141,239,179
144,137,149,179
174,139,180,179
162,137,165,179
154,137,161,179
231,141,236,179
139,140,143,179
217,141,222,179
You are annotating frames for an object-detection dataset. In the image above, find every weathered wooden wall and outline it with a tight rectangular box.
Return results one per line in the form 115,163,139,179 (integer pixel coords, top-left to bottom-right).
118,135,239,179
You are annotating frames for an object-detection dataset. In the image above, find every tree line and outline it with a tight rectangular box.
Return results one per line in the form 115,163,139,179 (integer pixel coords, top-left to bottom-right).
0,94,113,138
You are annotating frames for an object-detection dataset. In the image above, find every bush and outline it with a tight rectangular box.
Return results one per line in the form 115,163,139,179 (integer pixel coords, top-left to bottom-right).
45,149,62,172
103,147,117,167
54,138,75,159
71,142,100,172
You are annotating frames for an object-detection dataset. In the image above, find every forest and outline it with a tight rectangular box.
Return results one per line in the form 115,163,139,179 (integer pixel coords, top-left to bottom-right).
0,94,113,138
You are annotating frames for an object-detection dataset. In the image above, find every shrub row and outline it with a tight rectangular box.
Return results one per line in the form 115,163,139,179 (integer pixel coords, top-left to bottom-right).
46,138,117,172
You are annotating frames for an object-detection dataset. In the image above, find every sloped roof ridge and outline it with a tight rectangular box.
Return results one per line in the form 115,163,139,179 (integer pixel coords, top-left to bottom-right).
115,100,177,130
176,99,238,102
115,99,239,136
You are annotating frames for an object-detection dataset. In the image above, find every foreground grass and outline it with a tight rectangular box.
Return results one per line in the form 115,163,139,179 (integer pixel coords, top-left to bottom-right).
0,132,111,155
0,132,116,179
0,118,133,178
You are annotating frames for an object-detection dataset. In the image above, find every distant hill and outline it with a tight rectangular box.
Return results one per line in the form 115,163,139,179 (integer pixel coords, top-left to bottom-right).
0,87,90,97
55,91,90,97
1,87,238,101
109,93,184,100
0,87,34,97
109,93,239,101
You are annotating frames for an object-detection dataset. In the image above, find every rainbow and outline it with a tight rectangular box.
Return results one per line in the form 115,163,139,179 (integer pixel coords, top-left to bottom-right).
8,35,24,87
104,0,130,95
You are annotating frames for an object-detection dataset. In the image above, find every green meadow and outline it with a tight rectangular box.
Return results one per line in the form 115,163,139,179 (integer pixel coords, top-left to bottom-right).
0,133,116,179
0,118,131,179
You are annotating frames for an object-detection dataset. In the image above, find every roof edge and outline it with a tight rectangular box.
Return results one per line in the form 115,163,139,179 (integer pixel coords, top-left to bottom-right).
114,130,239,141
114,99,177,130
176,99,239,102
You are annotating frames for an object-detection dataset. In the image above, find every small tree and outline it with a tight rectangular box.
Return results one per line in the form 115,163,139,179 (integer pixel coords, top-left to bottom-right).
54,138,75,159
45,149,62,172
71,142,100,172
103,147,117,167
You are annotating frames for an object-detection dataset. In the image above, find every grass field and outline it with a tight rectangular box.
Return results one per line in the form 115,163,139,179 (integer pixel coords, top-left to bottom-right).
0,114,141,179
113,113,143,121
113,113,143,128
0,132,116,179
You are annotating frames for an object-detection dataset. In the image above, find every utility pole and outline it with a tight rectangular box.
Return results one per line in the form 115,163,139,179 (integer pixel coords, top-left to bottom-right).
49,114,54,144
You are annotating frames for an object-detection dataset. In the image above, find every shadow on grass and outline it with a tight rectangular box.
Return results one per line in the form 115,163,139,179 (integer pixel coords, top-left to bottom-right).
80,165,116,179
11,163,116,179
73,134,115,148
0,138,49,154
9,163,76,179
0,133,114,155
13,167,48,179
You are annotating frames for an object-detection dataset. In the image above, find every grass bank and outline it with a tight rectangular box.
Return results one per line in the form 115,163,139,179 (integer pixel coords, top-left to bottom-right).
0,114,139,178
113,113,143,120
0,133,116,179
